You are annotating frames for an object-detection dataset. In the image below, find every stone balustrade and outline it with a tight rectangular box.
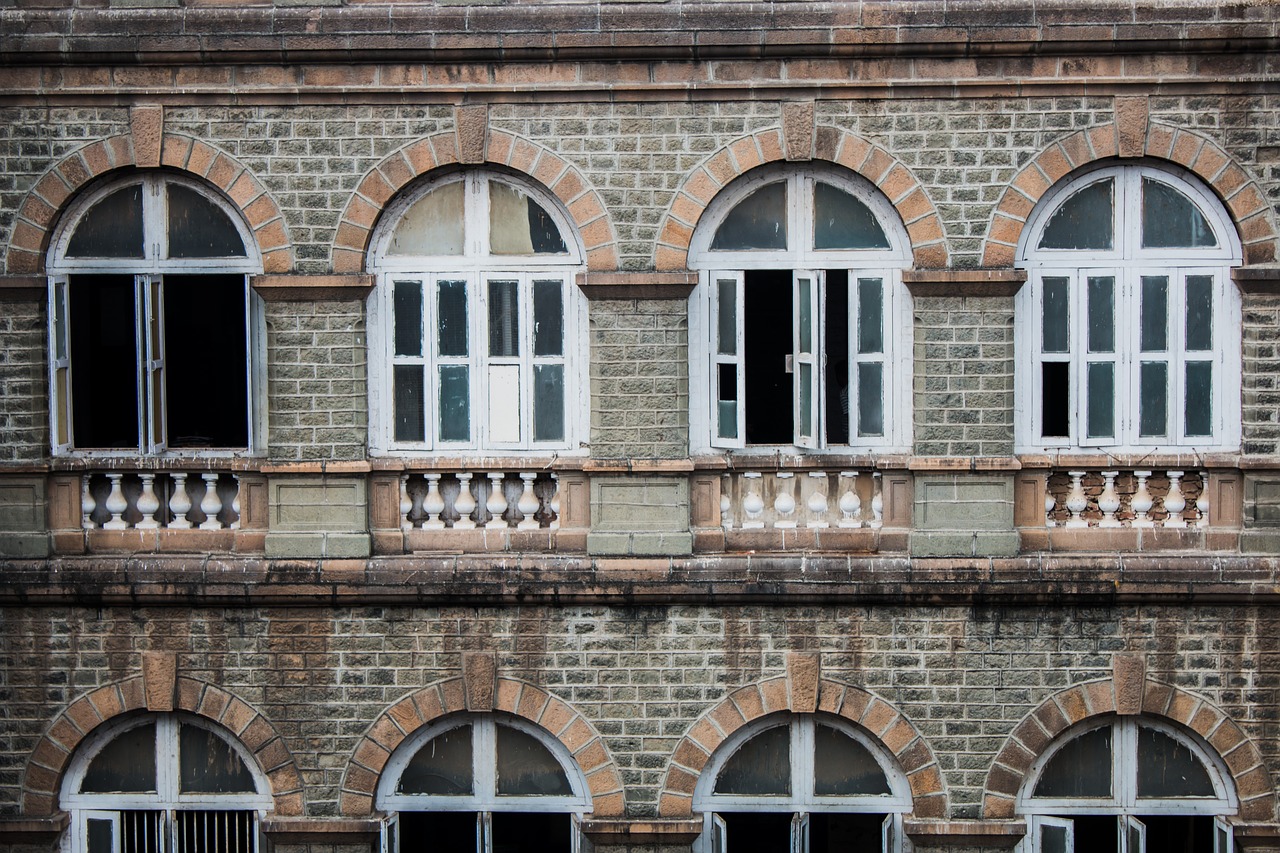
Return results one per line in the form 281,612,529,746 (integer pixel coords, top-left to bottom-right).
81,471,241,530
720,469,883,530
399,471,559,530
1045,469,1207,529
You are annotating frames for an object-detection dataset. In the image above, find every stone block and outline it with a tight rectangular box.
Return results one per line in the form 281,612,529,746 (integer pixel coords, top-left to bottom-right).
265,475,370,557
588,476,692,555
0,476,50,557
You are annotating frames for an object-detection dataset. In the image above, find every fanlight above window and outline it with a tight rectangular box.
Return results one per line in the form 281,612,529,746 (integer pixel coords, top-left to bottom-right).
78,719,258,796
397,719,573,798
387,177,569,257
709,180,890,252
1035,172,1219,253
64,179,247,260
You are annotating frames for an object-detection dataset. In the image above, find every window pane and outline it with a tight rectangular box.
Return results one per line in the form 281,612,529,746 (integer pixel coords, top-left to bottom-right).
393,281,423,357
488,280,519,357
717,278,737,356
164,275,249,449
70,275,140,450
1033,726,1112,798
1041,824,1069,853
533,364,565,442
1041,362,1070,438
858,363,884,437
1137,726,1216,798
491,814,572,853
714,725,790,795
398,724,474,795
67,185,144,258
711,182,787,250
1186,362,1213,437
174,810,256,853
82,724,157,793
813,725,891,795
490,181,568,255
495,725,573,796
1139,362,1168,438
797,280,813,354
813,182,890,249
1141,276,1168,352
54,285,68,360
1042,277,1070,353
439,365,470,442
179,723,257,793
488,364,521,443
1186,275,1213,351
393,365,425,442
437,280,468,357
167,184,247,258
87,819,114,853
1087,362,1114,439
1039,178,1114,250
799,361,813,438
1143,178,1218,248
121,811,162,853
388,182,464,255
1087,276,1114,353
858,278,884,354
717,363,738,440
533,280,564,357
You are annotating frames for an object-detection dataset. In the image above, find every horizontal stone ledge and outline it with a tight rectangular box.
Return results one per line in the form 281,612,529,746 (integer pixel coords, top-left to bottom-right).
369,456,586,473
1233,266,1280,294
0,815,69,841
260,818,380,841
903,269,1027,298
691,453,912,471
910,457,1022,472
45,456,267,473
0,275,44,300
250,274,374,302
583,458,696,473
1018,452,1246,470
905,819,1026,848
259,461,373,474
580,819,702,844
576,271,698,300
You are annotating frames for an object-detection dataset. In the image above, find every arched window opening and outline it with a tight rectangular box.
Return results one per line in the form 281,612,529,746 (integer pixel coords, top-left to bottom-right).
377,713,591,853
693,714,912,853
688,164,912,453
1019,717,1238,853
47,172,262,456
368,169,585,453
61,713,271,853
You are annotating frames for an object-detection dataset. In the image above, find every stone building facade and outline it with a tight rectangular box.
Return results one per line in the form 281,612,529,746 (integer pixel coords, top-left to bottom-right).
1,2,1279,853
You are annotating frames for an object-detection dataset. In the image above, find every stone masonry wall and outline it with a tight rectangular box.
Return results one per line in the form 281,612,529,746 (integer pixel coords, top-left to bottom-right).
0,297,46,463
1242,293,1280,457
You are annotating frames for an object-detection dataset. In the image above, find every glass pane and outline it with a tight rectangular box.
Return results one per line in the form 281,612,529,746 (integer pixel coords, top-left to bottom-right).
54,286,68,359
491,813,572,853
437,280,468,357
81,724,157,793
1129,819,1145,853
813,725,891,795
711,182,787,251
87,819,114,853
1141,276,1168,352
1137,726,1216,798
1186,362,1213,437
1087,276,1114,353
1087,362,1114,439
717,363,738,440
1041,362,1070,438
799,361,813,438
1042,824,1069,853
533,364,564,442
439,365,470,442
67,185,144,258
1033,726,1112,798
858,278,884,354
489,280,519,357
393,365,425,443
490,181,568,255
717,278,737,356
488,364,521,444
1042,277,1070,353
714,725,790,795
813,182,890,249
1143,178,1218,249
797,280,813,354
1139,362,1168,438
167,184,247,258
533,280,564,357
393,281,423,357
398,724,474,795
388,181,464,255
1038,178,1114,250
179,724,257,793
858,363,884,437
1186,276,1213,351
496,724,573,796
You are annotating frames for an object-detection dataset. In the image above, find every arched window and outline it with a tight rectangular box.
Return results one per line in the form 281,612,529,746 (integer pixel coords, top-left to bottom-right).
693,714,912,853
688,164,912,452
1018,717,1238,853
367,169,586,453
376,713,591,853
61,713,271,853
1015,164,1241,452
46,172,263,456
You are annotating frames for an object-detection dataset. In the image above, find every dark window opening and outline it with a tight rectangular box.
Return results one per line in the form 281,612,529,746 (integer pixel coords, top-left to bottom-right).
824,270,850,445
719,812,793,853
809,813,884,853
1041,363,1070,439
164,275,248,449
743,270,794,445
70,275,141,450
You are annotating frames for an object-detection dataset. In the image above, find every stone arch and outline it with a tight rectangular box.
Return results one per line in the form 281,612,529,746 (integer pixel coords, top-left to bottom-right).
656,676,947,820
981,677,1277,822
982,122,1277,267
338,676,625,818
22,676,304,818
4,134,292,275
332,131,618,274
654,127,949,271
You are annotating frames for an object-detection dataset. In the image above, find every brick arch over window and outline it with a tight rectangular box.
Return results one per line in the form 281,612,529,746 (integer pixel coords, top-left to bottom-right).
4,134,291,276
338,676,626,818
983,122,1277,267
981,678,1277,822
656,676,947,820
332,131,618,274
22,676,304,818
655,127,949,271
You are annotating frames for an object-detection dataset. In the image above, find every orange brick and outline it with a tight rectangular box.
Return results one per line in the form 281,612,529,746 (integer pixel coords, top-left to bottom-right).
262,249,291,273
1190,144,1229,182
344,763,378,796
914,241,950,268
1228,184,1266,221
440,678,466,713
984,794,1016,819
836,134,872,172
1014,165,1051,201
552,169,584,205
760,677,789,713
704,150,737,186
654,244,686,271
666,765,698,795
255,219,288,252
586,765,622,796
379,151,415,193
672,738,710,773
575,739,609,773
106,135,133,169
1036,145,1073,183
80,142,112,180
861,699,898,736
206,153,240,191
19,194,56,229
860,147,894,183
387,697,423,733
730,685,766,721
532,152,568,189
757,129,785,164
339,791,373,817
728,136,764,174
1059,130,1094,170
989,214,1024,246
709,698,746,735
908,765,943,796
878,164,916,203
1169,130,1202,168
1085,680,1115,715
907,215,945,245
580,217,613,250
659,218,693,249
1146,123,1176,159
518,685,551,721
33,172,72,211
592,791,626,817
568,192,605,227
560,717,595,753
996,189,1035,221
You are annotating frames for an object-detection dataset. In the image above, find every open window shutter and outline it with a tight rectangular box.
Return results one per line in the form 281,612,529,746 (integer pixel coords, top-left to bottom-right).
711,814,728,853
144,276,167,453
792,271,821,448
478,812,490,853
381,814,399,853
1080,270,1119,447
1214,817,1233,853
83,811,121,853
1120,816,1145,853
710,272,745,448
790,813,809,853
571,814,594,853
1036,816,1074,853
50,276,72,454
881,813,899,853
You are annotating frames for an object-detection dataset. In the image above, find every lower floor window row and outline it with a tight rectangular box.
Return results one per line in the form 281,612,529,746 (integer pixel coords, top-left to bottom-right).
81,811,257,853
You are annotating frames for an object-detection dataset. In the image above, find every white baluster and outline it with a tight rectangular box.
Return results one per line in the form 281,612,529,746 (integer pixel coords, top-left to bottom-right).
1131,470,1154,528
199,473,223,530
1044,489,1057,527
773,472,797,529
721,474,734,530
837,471,861,528
1196,472,1210,528
454,473,477,529
517,473,541,530
400,474,414,531
487,472,509,529
136,473,161,530
169,473,193,529
82,475,97,529
741,472,765,529
870,472,884,529
806,472,829,528
229,475,241,530
1065,471,1089,528
423,473,445,530
1098,470,1121,528
1164,470,1187,528
103,473,128,530
548,473,560,529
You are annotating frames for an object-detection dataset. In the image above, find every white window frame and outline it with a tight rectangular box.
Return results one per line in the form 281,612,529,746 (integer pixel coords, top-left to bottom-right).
687,163,913,454
367,170,588,456
1015,164,1241,454
46,173,265,458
